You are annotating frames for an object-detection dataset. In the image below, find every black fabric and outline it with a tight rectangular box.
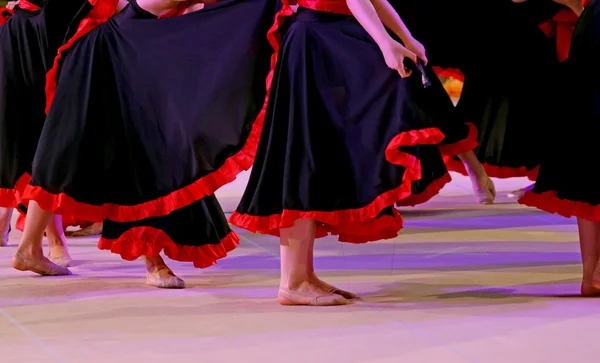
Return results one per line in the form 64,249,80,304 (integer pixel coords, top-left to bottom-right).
528,0,600,206
0,0,89,194
31,0,275,206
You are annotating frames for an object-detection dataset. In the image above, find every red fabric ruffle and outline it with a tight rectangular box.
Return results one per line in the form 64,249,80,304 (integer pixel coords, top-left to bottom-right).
0,173,31,209
15,211,94,232
0,8,13,24
17,0,40,11
25,0,272,224
519,189,600,222
45,0,118,114
433,66,465,83
396,172,452,207
438,122,478,156
444,155,539,181
295,0,352,15
538,0,591,62
230,127,447,243
98,227,239,268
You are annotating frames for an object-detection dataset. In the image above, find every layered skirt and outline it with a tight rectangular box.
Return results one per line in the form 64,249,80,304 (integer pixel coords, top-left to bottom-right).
519,0,600,220
443,0,563,180
230,7,477,243
20,0,276,267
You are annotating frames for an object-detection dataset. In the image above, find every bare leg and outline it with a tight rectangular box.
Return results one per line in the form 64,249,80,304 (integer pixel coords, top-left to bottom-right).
142,255,185,289
11,201,70,275
278,218,349,306
0,208,13,247
46,214,73,267
458,151,495,204
578,218,600,296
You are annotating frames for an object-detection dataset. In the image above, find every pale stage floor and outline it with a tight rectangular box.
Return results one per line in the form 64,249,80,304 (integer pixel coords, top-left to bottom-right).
0,172,595,363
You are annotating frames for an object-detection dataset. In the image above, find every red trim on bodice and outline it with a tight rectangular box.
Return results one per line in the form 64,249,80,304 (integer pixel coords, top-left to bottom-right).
538,0,591,62
17,0,41,11
296,0,352,15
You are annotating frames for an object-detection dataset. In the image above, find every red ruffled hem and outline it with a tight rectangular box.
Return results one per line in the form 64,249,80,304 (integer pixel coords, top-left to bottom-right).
433,66,465,82
230,208,404,244
26,0,273,223
15,211,94,232
230,127,446,243
438,122,478,156
0,173,31,209
396,172,452,207
519,189,600,222
444,156,539,181
98,227,240,268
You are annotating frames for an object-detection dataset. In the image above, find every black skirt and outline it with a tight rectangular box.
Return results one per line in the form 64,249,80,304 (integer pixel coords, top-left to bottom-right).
519,0,600,220
0,0,89,208
441,0,563,180
21,0,276,267
230,7,473,243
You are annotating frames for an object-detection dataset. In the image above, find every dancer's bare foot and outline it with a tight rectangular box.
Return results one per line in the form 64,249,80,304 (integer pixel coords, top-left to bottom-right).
469,176,495,204
310,274,357,299
508,183,535,199
47,235,73,267
143,255,185,289
587,261,600,296
11,249,71,276
65,222,103,237
278,281,350,306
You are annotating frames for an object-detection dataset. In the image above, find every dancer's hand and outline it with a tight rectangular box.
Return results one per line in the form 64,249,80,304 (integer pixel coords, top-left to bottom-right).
381,40,417,78
403,36,428,65
6,1,19,10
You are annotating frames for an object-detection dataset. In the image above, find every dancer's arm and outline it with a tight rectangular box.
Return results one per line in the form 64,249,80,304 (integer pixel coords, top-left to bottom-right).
370,0,427,63
346,0,417,77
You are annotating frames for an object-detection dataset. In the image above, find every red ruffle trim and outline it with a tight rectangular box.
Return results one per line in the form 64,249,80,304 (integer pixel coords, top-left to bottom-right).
519,189,600,222
15,211,94,232
538,1,589,63
98,227,240,268
433,67,465,82
26,0,272,223
295,0,352,15
395,172,452,207
444,156,539,181
230,127,446,243
0,8,13,25
45,0,118,114
438,122,478,156
0,173,31,209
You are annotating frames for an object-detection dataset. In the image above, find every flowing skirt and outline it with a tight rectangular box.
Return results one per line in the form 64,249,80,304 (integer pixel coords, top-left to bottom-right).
230,8,475,243
519,0,600,220
21,0,276,267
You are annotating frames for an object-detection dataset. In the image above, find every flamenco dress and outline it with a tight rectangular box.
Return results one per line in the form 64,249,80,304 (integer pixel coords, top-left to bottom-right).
519,0,600,219
439,0,563,180
0,0,92,224
229,0,478,243
20,0,276,268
